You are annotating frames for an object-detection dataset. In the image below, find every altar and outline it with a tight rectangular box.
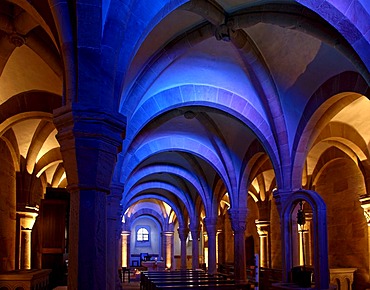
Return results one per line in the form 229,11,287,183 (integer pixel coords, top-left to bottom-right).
141,261,166,271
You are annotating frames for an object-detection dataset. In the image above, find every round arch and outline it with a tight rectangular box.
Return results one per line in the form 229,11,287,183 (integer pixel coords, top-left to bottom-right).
125,164,213,217
125,194,185,229
291,72,369,189
281,189,329,289
127,208,166,233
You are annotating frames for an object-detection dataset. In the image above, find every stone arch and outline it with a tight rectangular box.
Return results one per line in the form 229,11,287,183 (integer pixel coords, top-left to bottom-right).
123,181,194,225
126,194,185,229
128,208,166,232
129,213,164,258
311,147,357,187
125,164,213,218
281,189,329,289
120,136,232,195
0,91,61,130
26,120,57,174
0,130,20,172
119,91,281,189
115,0,191,104
306,121,370,175
297,0,370,73
291,71,369,189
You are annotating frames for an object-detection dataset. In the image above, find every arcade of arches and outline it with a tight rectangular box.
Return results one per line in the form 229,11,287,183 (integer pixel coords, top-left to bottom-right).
0,0,369,290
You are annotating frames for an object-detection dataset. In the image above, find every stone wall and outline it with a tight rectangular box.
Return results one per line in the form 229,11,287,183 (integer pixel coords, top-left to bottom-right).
316,158,369,290
0,139,16,271
270,199,282,269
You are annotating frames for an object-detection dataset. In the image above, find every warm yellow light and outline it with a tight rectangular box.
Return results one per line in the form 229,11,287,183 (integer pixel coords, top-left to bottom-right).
121,231,130,268
204,248,208,268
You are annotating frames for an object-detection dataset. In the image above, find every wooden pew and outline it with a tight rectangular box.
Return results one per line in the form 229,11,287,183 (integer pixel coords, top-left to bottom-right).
152,279,240,290
154,283,251,290
148,276,227,290
141,270,251,290
141,270,205,282
141,270,210,290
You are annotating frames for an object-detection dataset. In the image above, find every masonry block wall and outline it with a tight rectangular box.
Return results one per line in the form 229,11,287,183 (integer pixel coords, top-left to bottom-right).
270,200,282,269
0,139,16,272
316,158,368,289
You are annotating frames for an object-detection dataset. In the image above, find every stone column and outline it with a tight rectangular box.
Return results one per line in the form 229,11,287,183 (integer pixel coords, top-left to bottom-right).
178,227,189,270
163,231,174,269
54,105,126,290
255,220,270,268
121,231,131,268
20,215,35,270
161,232,166,265
190,227,200,269
273,189,291,282
298,212,313,267
18,210,38,270
202,231,207,268
107,184,124,290
21,229,31,269
216,226,225,266
216,229,224,266
228,208,248,284
216,212,224,266
204,217,217,275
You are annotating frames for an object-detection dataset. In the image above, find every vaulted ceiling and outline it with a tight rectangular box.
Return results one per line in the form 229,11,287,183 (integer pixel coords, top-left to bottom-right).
0,0,369,227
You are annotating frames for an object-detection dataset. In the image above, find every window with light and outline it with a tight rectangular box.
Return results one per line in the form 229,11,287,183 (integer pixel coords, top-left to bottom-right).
137,227,149,242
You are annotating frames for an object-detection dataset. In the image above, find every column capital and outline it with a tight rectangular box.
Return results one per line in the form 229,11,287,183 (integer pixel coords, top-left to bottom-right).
190,229,201,241
54,104,126,150
360,195,370,225
17,210,39,230
163,231,174,237
203,216,218,235
203,216,218,224
190,223,201,240
228,208,248,233
255,220,270,237
273,189,293,215
178,227,189,241
53,104,126,192
189,221,201,232
121,231,131,237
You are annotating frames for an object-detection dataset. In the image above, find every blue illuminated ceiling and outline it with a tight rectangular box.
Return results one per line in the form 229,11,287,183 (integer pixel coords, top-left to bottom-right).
117,0,370,222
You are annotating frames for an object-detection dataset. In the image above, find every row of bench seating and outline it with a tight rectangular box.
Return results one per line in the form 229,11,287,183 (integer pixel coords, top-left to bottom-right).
140,269,251,290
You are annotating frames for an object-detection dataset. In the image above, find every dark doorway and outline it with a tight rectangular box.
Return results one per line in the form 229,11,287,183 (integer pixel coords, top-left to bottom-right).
245,235,255,266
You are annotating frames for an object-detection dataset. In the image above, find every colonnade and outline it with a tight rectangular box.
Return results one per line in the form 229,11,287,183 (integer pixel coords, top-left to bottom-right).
120,207,250,283
119,210,274,285
5,186,370,289
118,188,370,289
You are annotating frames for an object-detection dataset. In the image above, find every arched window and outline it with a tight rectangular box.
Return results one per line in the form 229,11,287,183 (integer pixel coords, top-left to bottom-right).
137,227,149,242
